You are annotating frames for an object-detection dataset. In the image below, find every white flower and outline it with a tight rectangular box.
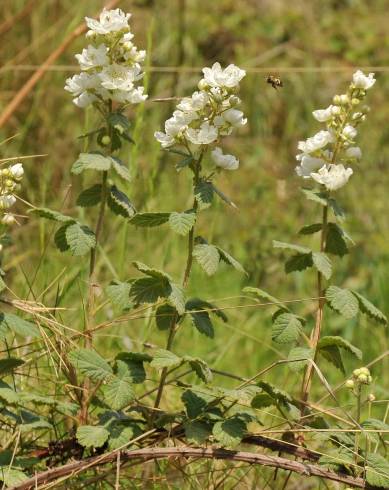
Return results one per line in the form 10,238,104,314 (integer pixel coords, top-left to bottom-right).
211,147,239,170
295,155,326,178
75,44,109,70
345,146,362,159
312,105,339,122
154,131,175,148
0,195,16,209
73,92,97,108
352,70,376,90
166,110,198,136
342,124,357,139
177,91,209,112
311,164,353,191
202,62,246,89
1,214,16,225
85,8,131,36
185,122,218,145
99,63,141,90
298,130,334,154
9,163,24,179
111,86,147,104
221,108,247,127
64,72,100,96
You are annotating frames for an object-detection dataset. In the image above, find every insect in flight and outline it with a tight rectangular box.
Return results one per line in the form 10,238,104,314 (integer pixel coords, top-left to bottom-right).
266,75,283,90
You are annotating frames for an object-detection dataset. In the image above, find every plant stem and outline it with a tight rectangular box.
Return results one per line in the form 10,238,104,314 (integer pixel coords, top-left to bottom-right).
355,384,362,463
300,203,328,416
153,158,201,414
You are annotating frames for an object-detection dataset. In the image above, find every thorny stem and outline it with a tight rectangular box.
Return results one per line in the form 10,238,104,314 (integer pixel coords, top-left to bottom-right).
152,154,202,415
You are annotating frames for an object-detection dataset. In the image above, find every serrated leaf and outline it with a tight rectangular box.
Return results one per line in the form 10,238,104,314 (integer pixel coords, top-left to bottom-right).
193,244,220,275
150,349,182,369
155,304,177,331
106,281,133,310
301,188,328,206
0,358,24,376
299,223,322,235
185,356,213,383
194,180,214,210
287,347,313,372
130,212,171,227
132,262,172,281
325,286,359,319
361,419,389,445
107,112,130,134
0,382,19,404
68,348,113,382
104,361,134,410
107,423,142,450
251,393,274,408
186,298,227,338
108,185,136,218
328,197,345,221
111,157,131,182
217,247,246,274
312,252,332,279
76,425,109,448
285,253,313,273
29,207,75,223
187,308,214,338
212,417,246,447
130,277,170,305
257,381,293,407
168,211,196,236
273,240,311,254
0,313,40,339
71,152,112,175
325,223,349,257
76,184,102,207
318,336,361,373
65,223,96,256
366,453,389,488
168,283,186,315
352,291,387,326
184,420,212,444
181,389,210,418
54,225,70,252
272,313,302,344
0,467,28,486
115,352,151,384
242,287,289,311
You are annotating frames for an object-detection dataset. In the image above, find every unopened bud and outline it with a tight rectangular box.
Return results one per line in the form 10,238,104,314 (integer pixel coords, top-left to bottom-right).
1,214,16,225
358,374,368,384
331,105,341,115
198,79,208,91
333,95,341,105
351,98,360,106
9,163,24,180
228,95,240,107
345,379,354,389
339,94,350,105
101,135,111,146
368,393,376,402
353,368,362,377
359,367,370,376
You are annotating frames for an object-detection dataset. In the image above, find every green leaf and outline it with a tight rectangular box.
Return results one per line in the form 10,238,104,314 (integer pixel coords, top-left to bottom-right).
194,180,214,210
361,419,389,445
242,287,289,311
115,352,151,384
318,336,362,373
65,223,96,256
0,313,40,339
185,356,213,383
285,253,313,274
0,467,28,486
76,184,102,207
312,252,332,279
325,223,349,256
251,393,274,409
108,185,136,218
111,157,131,182
130,212,170,228
193,244,220,275
184,420,212,444
299,223,322,235
54,225,70,252
0,276,6,293
71,152,112,174
366,453,389,488
186,298,227,338
76,425,109,448
256,381,293,407
325,286,359,319
217,247,246,274
287,347,313,372
301,188,328,206
272,313,303,344
155,304,177,331
107,111,130,134
0,381,19,404
107,423,141,450
168,211,196,236
130,277,170,305
106,281,133,310
212,417,246,447
0,358,24,376
104,361,134,410
132,261,172,281
352,291,387,326
68,348,113,382
29,207,75,223
273,240,311,254
167,283,185,315
181,389,210,418
150,349,182,369
327,197,345,221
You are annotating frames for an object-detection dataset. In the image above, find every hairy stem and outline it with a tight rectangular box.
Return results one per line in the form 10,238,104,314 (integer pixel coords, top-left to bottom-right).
300,203,328,416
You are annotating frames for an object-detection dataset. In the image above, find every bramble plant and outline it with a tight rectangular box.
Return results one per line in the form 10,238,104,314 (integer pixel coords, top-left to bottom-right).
0,6,389,490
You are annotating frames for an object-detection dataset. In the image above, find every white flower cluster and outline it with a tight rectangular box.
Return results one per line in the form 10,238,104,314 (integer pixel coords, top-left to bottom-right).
0,163,24,225
295,70,376,191
65,8,147,108
155,62,246,171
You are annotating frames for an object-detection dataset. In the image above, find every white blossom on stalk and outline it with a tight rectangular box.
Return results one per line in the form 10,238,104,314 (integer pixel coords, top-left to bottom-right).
211,147,239,170
65,8,147,109
9,163,24,180
295,70,375,190
186,122,218,145
201,62,246,89
311,164,353,191
352,70,376,90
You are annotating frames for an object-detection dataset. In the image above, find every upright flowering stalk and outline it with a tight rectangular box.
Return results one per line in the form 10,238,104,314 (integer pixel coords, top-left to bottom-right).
0,163,24,228
126,62,247,409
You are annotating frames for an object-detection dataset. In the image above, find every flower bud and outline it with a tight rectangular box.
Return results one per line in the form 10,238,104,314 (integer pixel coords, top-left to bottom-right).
228,95,240,107
101,135,111,146
9,163,24,180
339,94,350,105
368,393,376,402
333,95,341,104
358,374,368,384
198,79,208,91
345,379,354,389
1,214,16,225
359,367,370,376
5,179,15,189
351,98,360,106
331,105,341,115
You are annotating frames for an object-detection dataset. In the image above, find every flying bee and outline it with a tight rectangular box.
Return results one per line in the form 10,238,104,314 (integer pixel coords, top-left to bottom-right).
266,75,283,90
